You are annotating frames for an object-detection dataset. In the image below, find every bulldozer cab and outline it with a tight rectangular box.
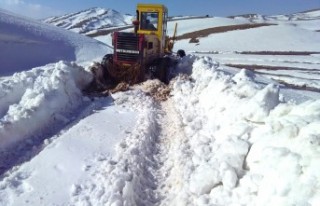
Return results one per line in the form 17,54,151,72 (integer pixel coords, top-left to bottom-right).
136,4,168,54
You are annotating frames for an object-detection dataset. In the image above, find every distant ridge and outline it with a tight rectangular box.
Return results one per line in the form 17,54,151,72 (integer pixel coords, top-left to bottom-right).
228,8,320,22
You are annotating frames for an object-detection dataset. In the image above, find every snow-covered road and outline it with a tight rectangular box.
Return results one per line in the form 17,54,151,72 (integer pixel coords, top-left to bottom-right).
1,56,320,206
1,6,320,206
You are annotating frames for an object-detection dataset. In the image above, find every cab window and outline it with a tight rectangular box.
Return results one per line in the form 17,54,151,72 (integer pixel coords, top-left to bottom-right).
140,12,158,31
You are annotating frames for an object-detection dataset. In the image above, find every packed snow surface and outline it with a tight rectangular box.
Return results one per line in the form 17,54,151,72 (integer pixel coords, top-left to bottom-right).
1,6,320,206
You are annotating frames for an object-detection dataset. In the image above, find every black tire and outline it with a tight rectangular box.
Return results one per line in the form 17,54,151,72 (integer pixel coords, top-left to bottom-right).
101,54,114,83
155,57,171,84
101,54,113,68
177,49,186,58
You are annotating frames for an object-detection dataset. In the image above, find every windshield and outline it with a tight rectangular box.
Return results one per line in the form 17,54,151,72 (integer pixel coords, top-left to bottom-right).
140,12,158,31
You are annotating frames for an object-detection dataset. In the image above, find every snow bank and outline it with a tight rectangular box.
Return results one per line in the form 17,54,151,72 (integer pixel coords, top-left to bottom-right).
170,55,320,205
0,61,92,150
247,100,320,205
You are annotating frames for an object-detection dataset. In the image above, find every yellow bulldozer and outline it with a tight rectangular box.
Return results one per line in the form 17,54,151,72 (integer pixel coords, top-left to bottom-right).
88,3,185,94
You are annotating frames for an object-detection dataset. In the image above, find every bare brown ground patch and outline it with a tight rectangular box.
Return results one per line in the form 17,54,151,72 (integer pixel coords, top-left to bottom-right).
235,51,320,55
175,23,276,41
255,71,320,81
276,80,320,93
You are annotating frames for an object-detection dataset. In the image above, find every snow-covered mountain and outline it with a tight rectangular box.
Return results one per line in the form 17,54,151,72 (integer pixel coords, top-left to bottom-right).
1,6,320,206
43,7,133,35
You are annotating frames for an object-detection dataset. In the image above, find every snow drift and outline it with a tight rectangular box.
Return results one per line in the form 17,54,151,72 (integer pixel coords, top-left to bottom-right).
0,9,109,76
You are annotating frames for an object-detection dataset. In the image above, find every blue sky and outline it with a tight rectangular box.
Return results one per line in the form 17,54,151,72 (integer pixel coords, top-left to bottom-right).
0,0,319,19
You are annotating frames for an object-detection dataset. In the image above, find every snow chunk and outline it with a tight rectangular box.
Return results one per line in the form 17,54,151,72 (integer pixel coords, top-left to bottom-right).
241,83,280,122
190,164,220,195
222,167,238,189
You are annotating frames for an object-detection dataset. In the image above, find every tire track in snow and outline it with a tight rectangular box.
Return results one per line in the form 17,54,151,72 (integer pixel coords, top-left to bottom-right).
155,98,191,206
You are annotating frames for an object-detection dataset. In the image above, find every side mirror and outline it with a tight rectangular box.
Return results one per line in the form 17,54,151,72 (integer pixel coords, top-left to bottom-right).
132,20,139,33
132,20,139,26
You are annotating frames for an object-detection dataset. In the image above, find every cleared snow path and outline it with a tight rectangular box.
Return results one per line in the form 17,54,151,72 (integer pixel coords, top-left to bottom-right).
0,74,188,206
155,99,188,206
70,86,189,206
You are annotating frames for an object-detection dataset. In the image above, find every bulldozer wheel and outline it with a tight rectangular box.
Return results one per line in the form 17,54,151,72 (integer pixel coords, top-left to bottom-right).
101,54,114,80
154,57,171,84
101,54,113,67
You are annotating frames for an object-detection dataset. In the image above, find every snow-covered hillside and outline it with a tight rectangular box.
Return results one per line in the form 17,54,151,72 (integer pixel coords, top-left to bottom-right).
43,7,133,36
1,6,320,206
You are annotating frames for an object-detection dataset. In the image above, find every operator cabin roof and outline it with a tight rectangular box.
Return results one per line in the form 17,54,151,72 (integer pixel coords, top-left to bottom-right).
137,4,168,12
